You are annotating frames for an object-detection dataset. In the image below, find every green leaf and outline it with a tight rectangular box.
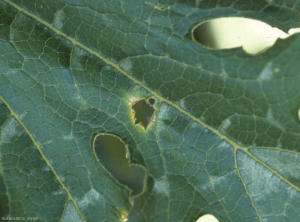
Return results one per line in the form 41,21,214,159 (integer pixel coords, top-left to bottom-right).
1,1,300,221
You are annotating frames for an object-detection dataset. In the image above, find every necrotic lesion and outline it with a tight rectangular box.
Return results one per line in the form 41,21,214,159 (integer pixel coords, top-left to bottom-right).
131,98,155,130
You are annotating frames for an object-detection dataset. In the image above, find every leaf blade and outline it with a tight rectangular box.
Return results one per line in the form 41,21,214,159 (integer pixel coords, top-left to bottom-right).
1,0,300,221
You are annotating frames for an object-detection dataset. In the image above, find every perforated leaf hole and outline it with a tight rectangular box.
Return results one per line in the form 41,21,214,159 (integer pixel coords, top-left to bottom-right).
192,17,300,55
93,133,146,196
131,98,155,130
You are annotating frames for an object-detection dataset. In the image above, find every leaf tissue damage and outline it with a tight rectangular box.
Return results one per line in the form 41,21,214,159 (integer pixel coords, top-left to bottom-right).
192,17,300,55
131,98,155,130
1,0,300,221
93,134,146,196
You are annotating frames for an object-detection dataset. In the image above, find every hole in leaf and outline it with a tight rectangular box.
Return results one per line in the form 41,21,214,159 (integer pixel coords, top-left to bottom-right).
193,17,300,55
94,134,145,196
195,214,219,222
131,98,155,130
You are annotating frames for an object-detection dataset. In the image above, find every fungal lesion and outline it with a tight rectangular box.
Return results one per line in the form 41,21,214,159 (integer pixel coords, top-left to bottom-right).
130,97,156,130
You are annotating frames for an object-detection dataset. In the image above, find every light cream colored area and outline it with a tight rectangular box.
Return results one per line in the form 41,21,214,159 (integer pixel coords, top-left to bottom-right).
201,18,300,54
196,214,219,222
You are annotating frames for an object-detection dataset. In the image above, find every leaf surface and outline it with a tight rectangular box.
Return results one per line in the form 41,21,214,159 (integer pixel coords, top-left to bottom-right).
1,0,300,221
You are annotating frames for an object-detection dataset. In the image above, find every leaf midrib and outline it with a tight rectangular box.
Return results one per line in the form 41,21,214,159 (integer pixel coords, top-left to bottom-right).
4,0,300,197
